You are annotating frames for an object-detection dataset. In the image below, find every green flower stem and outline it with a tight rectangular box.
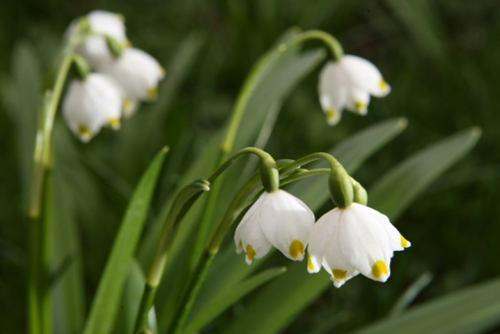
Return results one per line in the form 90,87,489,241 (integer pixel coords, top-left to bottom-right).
190,147,278,268
222,30,343,156
134,181,210,333
40,169,54,334
279,152,353,208
28,215,41,334
27,53,75,334
41,53,74,168
193,29,343,275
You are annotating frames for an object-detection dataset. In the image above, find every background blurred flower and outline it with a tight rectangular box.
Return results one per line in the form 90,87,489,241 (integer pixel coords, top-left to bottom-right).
318,55,390,125
97,47,165,117
62,73,123,142
65,10,129,69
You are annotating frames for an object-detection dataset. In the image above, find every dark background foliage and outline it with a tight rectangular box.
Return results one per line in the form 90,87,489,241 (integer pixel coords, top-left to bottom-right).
1,0,499,332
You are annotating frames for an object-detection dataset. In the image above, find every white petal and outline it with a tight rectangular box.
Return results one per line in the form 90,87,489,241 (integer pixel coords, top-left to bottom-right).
259,190,314,261
341,55,390,97
345,88,371,115
234,195,272,264
87,10,127,42
318,209,359,287
62,73,123,141
318,61,349,121
339,203,393,282
65,11,128,69
307,209,338,273
97,48,164,102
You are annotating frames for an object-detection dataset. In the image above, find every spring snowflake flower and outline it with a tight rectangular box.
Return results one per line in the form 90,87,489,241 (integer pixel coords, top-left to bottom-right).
307,203,410,288
97,47,165,117
234,190,315,264
65,10,129,69
62,73,123,142
318,55,391,125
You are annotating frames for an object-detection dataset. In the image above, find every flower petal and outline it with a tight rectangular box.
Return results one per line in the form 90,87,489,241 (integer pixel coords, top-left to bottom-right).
339,203,393,282
234,194,272,264
258,190,314,261
319,209,359,287
341,55,390,97
97,48,164,102
318,61,349,119
345,88,371,115
307,209,339,273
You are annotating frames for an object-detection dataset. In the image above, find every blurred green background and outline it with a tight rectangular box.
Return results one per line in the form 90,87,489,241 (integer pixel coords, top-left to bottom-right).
1,0,499,333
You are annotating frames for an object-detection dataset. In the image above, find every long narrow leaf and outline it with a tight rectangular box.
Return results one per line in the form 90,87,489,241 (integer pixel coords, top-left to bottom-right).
83,147,168,334
185,267,287,333
369,127,481,221
355,277,500,334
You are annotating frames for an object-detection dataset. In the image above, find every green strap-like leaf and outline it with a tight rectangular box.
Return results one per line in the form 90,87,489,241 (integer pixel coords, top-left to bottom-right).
355,277,500,334
185,267,287,333
113,260,158,334
83,147,168,334
369,127,481,221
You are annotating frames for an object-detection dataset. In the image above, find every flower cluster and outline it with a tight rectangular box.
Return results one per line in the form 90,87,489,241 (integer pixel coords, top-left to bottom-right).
234,189,410,288
63,10,165,142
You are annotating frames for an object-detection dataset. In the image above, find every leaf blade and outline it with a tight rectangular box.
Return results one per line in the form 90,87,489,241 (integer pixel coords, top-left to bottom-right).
83,147,168,334
355,277,500,334
369,127,481,221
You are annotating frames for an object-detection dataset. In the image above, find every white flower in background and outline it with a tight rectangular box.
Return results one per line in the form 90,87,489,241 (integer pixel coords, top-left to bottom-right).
318,55,391,126
307,202,410,288
234,190,315,264
97,47,165,117
65,10,129,69
63,73,123,142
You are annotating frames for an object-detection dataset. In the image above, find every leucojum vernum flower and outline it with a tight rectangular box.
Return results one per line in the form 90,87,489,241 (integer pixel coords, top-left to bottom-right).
318,55,391,125
26,10,415,334
234,189,315,264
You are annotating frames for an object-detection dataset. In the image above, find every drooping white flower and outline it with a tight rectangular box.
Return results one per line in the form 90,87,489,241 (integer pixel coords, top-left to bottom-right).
307,202,410,288
318,55,391,126
62,73,123,142
234,190,315,264
97,47,165,117
65,10,129,69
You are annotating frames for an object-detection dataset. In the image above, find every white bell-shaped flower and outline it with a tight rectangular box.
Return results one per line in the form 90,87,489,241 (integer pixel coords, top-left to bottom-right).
307,203,410,288
65,10,129,69
234,190,315,264
96,47,165,117
62,73,123,142
318,55,391,125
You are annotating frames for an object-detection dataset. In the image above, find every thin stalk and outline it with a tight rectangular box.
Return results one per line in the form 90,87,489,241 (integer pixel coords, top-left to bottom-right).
172,252,215,334
191,30,343,274
40,169,54,334
133,182,210,333
42,53,74,166
27,52,74,334
28,215,41,334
